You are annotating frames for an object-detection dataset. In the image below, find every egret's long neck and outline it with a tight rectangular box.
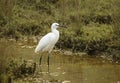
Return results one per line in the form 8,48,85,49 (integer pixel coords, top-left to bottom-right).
51,28,59,36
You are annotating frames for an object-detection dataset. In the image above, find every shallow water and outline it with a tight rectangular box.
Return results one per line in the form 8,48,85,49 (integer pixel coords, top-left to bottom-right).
0,42,120,83
16,47,120,83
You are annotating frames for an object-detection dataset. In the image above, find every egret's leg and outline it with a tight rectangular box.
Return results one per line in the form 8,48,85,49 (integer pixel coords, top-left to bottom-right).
47,53,50,72
39,55,43,65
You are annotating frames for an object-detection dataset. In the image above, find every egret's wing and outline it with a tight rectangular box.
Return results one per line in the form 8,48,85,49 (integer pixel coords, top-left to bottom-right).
35,33,54,53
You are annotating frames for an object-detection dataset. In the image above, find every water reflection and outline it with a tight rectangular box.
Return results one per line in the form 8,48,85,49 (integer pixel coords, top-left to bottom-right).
34,53,120,83
1,43,119,83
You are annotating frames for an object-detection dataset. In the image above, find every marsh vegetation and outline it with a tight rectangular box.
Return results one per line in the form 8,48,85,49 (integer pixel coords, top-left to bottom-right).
0,0,120,83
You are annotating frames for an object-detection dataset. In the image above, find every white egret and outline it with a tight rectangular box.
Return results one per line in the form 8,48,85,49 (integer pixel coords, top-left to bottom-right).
35,23,66,71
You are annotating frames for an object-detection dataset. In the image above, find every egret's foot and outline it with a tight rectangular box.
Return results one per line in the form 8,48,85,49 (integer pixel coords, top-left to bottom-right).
47,71,50,73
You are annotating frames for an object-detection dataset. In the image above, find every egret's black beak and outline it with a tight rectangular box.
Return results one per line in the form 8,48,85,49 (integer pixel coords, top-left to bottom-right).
59,25,67,28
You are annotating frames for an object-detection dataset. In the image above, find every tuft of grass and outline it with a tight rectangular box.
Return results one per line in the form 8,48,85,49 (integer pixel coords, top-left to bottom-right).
0,40,37,82
0,40,17,82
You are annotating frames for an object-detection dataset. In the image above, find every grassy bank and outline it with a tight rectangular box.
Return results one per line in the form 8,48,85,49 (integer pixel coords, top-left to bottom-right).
0,0,120,63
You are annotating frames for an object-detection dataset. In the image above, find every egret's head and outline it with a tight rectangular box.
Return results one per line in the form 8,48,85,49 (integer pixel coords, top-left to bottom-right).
51,23,67,30
51,23,59,29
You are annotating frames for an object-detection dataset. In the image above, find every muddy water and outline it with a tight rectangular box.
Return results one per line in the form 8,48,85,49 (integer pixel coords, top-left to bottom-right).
17,47,120,83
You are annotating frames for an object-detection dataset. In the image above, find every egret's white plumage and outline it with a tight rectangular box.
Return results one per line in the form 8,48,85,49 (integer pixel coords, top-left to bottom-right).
34,23,65,72
35,23,60,53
